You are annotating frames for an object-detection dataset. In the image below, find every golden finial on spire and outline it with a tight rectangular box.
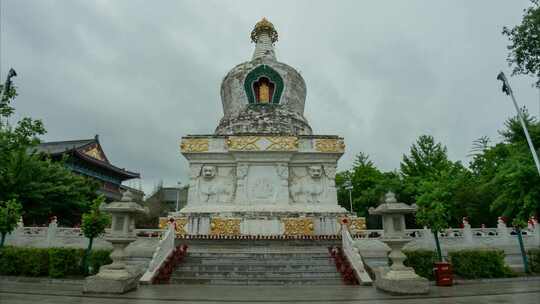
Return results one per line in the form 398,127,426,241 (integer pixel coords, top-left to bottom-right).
251,17,278,43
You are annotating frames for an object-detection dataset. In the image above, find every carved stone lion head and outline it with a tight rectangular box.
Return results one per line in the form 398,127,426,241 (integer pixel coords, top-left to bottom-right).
308,165,322,178
202,165,216,179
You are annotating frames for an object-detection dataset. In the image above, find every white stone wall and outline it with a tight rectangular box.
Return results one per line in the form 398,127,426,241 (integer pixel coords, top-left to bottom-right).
354,223,540,272
180,136,347,214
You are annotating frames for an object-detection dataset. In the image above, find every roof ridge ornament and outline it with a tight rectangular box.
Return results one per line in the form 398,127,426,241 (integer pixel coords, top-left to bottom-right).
251,18,278,60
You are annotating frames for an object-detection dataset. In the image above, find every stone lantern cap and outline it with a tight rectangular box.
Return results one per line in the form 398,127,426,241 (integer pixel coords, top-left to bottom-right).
368,192,417,215
100,190,148,215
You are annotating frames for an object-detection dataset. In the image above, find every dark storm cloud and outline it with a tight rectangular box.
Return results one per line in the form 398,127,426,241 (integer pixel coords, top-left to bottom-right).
1,0,538,194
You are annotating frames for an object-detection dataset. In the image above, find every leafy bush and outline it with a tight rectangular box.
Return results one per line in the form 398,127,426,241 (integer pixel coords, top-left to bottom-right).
0,246,112,278
450,250,513,279
529,249,540,273
403,250,437,280
88,249,112,275
0,246,48,276
48,248,84,278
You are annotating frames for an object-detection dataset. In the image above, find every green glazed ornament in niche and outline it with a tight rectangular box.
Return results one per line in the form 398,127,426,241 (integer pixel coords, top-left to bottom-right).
244,65,284,104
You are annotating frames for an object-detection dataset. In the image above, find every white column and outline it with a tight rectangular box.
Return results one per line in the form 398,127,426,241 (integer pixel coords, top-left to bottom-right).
46,219,58,247
497,217,510,244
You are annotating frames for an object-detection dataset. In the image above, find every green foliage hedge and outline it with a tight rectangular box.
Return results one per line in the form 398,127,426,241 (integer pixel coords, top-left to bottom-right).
403,249,514,280
529,249,540,273
403,250,438,280
449,250,513,279
0,246,111,278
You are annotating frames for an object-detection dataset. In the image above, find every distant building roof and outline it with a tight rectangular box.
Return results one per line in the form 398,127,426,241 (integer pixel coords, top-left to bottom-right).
36,135,140,180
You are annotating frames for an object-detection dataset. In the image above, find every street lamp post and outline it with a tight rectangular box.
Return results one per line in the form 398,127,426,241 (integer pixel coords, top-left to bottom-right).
497,71,536,273
344,180,353,214
497,72,540,177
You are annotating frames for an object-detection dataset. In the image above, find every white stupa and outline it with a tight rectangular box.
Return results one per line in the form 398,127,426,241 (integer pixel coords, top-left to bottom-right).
166,19,365,236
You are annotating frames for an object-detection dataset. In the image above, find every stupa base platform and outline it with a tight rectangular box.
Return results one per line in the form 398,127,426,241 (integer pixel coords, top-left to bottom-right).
161,208,365,236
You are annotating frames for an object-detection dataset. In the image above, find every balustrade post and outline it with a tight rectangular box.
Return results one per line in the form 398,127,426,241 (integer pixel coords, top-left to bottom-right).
497,217,510,244
46,216,58,247
531,216,540,247
462,217,473,245
423,226,434,248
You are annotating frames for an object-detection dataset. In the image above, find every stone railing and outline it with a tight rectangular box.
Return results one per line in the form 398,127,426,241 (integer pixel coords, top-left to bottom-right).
341,225,373,285
4,221,164,249
353,219,540,272
139,223,176,284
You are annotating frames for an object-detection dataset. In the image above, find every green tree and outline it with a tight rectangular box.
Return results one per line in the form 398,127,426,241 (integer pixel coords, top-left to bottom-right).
0,80,98,226
0,199,22,247
336,153,401,217
470,113,540,222
503,0,540,88
81,195,111,274
401,135,452,201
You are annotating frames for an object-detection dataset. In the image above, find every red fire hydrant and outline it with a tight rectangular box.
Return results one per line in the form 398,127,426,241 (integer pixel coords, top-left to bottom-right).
434,262,453,286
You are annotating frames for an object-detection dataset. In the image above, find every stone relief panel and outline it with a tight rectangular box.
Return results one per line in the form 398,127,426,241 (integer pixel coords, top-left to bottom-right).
246,165,281,204
290,165,326,204
323,164,338,204
234,163,249,204
196,165,236,204
187,164,203,205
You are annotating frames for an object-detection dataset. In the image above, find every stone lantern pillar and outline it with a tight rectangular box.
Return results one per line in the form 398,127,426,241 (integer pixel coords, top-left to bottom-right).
84,191,148,294
368,192,429,295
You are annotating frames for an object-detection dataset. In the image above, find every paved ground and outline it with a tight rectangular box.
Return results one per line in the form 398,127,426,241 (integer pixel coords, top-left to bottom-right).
1,277,539,303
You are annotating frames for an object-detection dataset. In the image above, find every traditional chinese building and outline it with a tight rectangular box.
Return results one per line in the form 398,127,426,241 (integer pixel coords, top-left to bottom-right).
36,135,140,201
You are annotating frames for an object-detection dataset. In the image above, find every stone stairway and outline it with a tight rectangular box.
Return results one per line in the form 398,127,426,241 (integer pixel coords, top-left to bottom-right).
170,239,344,285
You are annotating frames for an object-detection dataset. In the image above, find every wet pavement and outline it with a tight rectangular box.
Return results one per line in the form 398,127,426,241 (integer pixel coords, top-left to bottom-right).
1,277,539,303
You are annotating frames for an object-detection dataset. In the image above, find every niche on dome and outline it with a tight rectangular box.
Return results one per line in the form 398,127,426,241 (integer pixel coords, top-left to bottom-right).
244,65,284,104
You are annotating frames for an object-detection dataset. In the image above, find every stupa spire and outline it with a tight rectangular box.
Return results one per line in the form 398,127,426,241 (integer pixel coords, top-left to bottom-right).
251,18,278,60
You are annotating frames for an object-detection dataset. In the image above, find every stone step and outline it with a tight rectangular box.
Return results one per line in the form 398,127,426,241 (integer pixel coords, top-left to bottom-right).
178,240,340,247
170,277,344,285
173,270,341,279
175,264,337,272
168,240,343,285
182,258,334,266
186,252,331,259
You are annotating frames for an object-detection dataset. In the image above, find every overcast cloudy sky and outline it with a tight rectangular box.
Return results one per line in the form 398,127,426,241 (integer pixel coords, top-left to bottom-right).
1,0,539,194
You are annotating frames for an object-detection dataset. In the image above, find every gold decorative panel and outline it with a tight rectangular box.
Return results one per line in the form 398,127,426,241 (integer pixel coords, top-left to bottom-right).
158,217,169,230
265,136,298,151
227,136,259,151
227,136,298,151
350,218,366,233
210,218,241,236
83,146,106,162
175,218,188,235
158,217,188,235
283,218,314,236
180,138,209,153
314,139,345,153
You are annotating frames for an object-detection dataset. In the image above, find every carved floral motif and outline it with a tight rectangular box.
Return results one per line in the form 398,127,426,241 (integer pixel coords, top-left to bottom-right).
227,136,298,151
283,218,314,235
180,138,209,153
158,217,169,230
350,218,366,233
158,217,188,235
210,218,241,236
315,139,345,153
174,218,188,235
